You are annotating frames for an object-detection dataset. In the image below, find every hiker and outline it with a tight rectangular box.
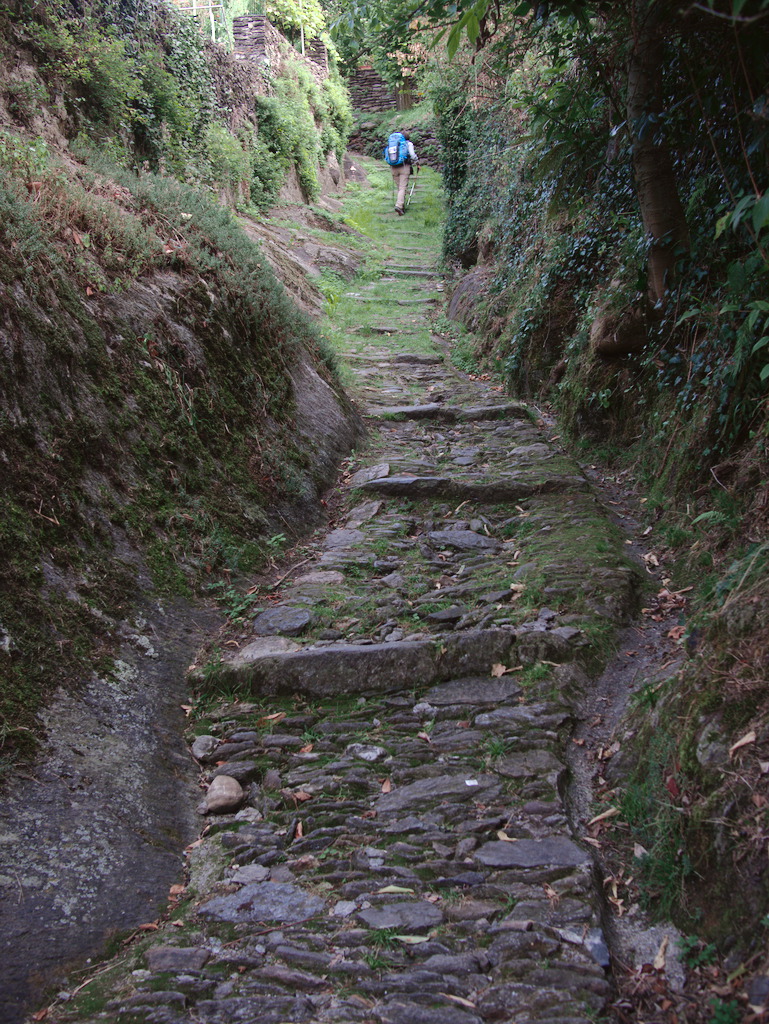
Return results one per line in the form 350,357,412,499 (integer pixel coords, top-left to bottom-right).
384,130,419,215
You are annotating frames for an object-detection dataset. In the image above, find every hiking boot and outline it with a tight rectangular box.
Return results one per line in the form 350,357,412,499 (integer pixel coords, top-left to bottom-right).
395,206,404,216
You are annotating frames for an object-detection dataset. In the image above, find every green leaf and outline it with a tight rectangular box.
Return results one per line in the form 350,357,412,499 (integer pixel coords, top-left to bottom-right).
752,193,769,233
750,336,769,355
732,0,750,14
447,24,461,58
715,212,731,239
761,364,769,382
466,12,480,42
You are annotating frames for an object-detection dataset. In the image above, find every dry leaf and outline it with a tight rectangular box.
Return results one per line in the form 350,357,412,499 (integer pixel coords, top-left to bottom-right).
380,778,392,793
259,711,287,724
169,884,185,898
441,994,477,1009
417,731,432,743
32,1010,49,1021
587,806,620,826
299,743,314,753
377,885,414,894
295,821,304,839
654,935,669,971
180,704,192,715
138,922,159,931
491,663,507,677
394,934,429,944
667,625,685,640
583,836,602,848
496,830,517,842
729,730,756,758
543,882,560,907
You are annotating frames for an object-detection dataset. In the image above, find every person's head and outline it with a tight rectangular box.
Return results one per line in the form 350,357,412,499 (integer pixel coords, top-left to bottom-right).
400,130,410,140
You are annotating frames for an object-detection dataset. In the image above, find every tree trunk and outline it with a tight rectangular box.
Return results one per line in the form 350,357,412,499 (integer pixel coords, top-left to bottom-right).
626,0,689,303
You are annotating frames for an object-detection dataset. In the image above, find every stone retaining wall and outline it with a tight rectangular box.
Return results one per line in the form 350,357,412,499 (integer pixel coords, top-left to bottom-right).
232,14,328,83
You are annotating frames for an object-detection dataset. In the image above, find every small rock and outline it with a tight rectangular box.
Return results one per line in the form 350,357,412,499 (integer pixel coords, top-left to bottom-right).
346,743,388,762
191,735,218,761
332,900,357,918
201,775,244,814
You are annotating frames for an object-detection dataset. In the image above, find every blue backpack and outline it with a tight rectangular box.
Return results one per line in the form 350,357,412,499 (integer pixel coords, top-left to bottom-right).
384,132,409,167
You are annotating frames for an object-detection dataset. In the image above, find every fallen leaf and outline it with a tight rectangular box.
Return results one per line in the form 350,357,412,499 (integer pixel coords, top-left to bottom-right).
138,922,159,931
667,625,685,640
543,882,560,906
496,830,517,842
180,704,192,715
729,730,756,758
32,1010,49,1021
491,663,507,677
295,821,304,838
587,806,620,826
394,934,430,944
299,743,314,753
377,885,414,894
665,775,680,799
417,731,432,742
425,893,441,903
654,935,668,971
258,711,287,725
380,778,392,793
441,994,477,1009
169,884,185,898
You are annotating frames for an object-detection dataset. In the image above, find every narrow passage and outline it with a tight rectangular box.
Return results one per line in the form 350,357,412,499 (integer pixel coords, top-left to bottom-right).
56,161,643,1024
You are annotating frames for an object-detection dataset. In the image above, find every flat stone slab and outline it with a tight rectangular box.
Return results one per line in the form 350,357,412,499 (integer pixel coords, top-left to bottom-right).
428,530,501,552
392,353,443,364
291,570,346,586
377,773,498,813
357,900,444,933
198,882,325,924
146,946,211,972
373,404,444,420
348,463,390,487
424,677,522,706
474,837,590,869
496,749,563,778
231,636,301,661
253,607,313,637
324,528,365,549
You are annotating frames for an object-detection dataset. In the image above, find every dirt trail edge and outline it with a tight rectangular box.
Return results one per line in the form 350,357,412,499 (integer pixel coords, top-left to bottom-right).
47,166,651,1024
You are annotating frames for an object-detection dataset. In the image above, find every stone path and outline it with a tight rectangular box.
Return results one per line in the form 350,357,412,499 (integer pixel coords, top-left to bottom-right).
52,167,642,1023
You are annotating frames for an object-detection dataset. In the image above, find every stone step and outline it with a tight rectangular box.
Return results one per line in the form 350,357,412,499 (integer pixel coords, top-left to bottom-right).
383,269,440,278
367,401,531,422
356,472,588,502
193,628,518,697
345,295,439,305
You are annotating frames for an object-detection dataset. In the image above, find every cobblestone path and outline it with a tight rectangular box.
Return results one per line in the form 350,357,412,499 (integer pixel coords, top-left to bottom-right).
54,166,642,1024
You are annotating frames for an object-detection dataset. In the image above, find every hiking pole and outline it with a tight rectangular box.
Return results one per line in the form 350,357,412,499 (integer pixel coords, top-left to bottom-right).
405,168,418,208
